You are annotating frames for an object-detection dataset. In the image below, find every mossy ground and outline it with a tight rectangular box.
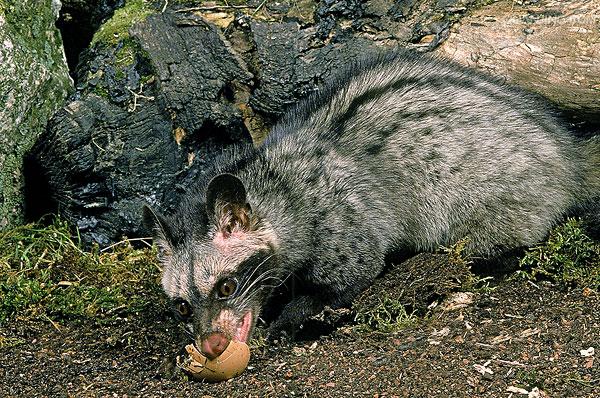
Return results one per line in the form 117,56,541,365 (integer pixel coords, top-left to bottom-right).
353,292,417,333
516,218,600,290
2,217,598,333
0,218,161,331
0,218,598,396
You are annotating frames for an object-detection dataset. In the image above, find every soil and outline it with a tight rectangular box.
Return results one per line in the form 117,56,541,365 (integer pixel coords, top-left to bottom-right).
1,254,598,397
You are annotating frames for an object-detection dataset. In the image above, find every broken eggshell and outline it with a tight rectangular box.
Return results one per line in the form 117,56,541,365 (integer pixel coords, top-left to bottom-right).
179,341,250,382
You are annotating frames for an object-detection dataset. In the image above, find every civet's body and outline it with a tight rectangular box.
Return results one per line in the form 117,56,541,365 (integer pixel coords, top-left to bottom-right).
145,50,600,358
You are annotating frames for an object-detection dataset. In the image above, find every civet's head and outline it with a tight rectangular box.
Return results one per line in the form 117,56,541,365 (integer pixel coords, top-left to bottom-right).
144,174,280,358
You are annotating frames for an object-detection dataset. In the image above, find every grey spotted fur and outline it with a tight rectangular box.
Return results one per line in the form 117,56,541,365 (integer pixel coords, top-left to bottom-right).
145,50,600,339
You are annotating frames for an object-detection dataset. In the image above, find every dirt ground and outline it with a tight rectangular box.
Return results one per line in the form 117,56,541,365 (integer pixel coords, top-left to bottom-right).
1,253,598,397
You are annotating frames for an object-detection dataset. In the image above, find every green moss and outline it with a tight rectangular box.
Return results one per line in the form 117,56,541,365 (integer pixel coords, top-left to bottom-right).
92,85,110,99
92,0,154,46
248,327,269,351
354,293,416,333
515,369,545,390
0,218,161,327
516,219,600,290
115,38,138,69
140,73,155,86
115,68,126,80
0,333,24,349
442,238,495,292
84,36,155,103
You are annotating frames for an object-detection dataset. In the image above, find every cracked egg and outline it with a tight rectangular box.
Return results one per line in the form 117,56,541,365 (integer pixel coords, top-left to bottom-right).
179,341,250,382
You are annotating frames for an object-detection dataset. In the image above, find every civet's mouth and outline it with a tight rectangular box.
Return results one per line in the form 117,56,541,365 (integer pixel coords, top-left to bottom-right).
198,309,254,359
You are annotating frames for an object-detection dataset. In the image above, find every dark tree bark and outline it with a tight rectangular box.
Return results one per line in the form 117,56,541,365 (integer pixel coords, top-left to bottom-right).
28,0,600,246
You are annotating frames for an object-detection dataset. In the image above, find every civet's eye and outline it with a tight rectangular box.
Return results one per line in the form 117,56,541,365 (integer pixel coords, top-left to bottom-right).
217,278,238,298
174,299,192,320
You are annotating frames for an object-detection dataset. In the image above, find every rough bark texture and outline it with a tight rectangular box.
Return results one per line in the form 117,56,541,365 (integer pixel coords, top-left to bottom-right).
30,11,253,246
0,0,73,229
440,0,600,117
28,0,600,246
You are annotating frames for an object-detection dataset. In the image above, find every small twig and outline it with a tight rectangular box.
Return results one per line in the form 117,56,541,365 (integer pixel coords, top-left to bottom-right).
274,362,288,372
494,359,527,367
106,304,127,315
564,377,599,386
42,315,61,332
176,5,253,13
504,313,524,319
100,237,153,252
33,248,48,269
473,360,493,375
526,280,541,289
252,0,268,15
127,85,155,113
161,0,168,13
91,138,106,152
81,383,95,393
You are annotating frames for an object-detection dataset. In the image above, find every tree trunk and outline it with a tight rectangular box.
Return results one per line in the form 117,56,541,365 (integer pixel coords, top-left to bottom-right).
0,0,73,228
439,0,600,117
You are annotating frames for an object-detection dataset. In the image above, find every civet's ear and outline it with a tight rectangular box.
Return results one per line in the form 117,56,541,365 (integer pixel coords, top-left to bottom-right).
142,204,174,257
205,173,253,235
205,173,248,217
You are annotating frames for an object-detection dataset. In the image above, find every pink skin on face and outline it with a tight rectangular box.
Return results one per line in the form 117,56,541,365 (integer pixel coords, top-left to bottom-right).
213,231,247,251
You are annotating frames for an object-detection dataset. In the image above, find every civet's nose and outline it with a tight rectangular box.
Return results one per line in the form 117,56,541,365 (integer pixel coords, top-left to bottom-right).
200,332,230,359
